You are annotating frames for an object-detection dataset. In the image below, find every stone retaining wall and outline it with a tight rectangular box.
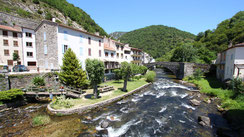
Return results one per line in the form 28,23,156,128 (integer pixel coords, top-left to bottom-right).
47,83,152,115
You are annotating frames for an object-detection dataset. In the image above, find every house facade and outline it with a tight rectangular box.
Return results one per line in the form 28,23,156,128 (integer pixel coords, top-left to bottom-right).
216,43,244,81
0,25,23,69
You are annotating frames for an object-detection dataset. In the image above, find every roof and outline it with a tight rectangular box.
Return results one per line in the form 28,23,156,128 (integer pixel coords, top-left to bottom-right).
221,43,244,53
131,47,142,52
0,25,22,32
104,43,116,51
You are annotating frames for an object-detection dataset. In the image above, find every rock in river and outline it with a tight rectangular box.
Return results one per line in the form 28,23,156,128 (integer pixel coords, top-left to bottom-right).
190,99,201,106
198,116,211,127
101,120,109,128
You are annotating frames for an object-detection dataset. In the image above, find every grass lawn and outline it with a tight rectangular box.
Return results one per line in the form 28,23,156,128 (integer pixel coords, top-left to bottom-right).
51,78,148,110
186,77,244,110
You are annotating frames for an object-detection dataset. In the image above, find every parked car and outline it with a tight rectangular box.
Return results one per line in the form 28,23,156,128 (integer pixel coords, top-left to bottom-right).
0,64,10,73
12,65,29,72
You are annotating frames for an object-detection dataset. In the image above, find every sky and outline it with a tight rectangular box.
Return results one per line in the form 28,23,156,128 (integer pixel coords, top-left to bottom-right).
67,0,244,35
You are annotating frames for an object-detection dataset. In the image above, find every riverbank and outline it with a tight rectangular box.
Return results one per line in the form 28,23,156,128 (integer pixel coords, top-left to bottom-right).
183,76,244,136
48,79,151,115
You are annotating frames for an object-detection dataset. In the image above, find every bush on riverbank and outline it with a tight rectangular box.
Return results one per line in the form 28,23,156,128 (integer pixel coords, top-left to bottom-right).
145,71,156,82
50,96,74,109
32,115,50,127
0,89,23,101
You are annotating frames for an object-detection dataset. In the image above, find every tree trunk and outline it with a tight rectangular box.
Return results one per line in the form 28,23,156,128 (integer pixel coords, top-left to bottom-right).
123,78,128,92
94,84,98,98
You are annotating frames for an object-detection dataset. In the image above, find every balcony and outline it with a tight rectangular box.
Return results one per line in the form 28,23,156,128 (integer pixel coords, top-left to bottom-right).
104,61,119,69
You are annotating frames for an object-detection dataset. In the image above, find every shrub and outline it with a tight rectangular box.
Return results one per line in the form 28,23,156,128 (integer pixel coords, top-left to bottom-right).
32,76,45,87
37,9,43,14
17,9,31,18
193,68,204,80
0,89,23,101
230,77,244,97
45,12,52,20
32,115,50,127
139,65,148,75
51,96,74,109
33,0,40,4
145,71,156,82
22,0,26,2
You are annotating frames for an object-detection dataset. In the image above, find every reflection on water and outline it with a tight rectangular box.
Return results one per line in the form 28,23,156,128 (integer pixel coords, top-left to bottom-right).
0,69,226,137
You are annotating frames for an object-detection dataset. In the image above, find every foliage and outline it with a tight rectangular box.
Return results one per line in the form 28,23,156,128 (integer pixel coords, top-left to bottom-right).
39,0,108,36
145,71,156,82
32,115,50,127
120,25,195,59
121,62,132,91
45,11,52,20
85,59,105,98
113,69,122,80
12,52,20,61
230,77,244,97
51,95,74,109
33,0,40,4
0,89,23,101
170,45,197,62
194,11,244,58
139,65,148,75
37,9,43,14
32,76,45,87
17,8,31,18
193,68,204,80
59,48,88,88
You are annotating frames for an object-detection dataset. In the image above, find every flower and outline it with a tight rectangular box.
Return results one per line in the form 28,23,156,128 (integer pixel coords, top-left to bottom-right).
60,86,64,89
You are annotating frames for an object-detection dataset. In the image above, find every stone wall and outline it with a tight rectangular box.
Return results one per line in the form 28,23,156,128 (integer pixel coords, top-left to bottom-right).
0,77,9,91
0,12,39,29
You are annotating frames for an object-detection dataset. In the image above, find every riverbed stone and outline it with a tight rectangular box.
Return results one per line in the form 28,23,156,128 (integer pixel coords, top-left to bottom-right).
190,99,201,106
198,116,211,127
101,120,109,128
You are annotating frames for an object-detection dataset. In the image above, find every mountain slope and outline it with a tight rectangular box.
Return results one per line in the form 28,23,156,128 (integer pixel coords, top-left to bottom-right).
109,31,127,40
120,25,195,59
0,0,108,36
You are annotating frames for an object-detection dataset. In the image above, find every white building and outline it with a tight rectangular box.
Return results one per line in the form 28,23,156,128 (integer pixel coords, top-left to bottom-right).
22,27,37,70
142,52,155,64
216,43,244,81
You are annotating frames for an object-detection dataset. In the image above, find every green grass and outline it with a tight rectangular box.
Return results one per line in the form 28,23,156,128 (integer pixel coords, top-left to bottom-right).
0,101,3,106
32,115,51,127
51,79,148,110
186,76,244,110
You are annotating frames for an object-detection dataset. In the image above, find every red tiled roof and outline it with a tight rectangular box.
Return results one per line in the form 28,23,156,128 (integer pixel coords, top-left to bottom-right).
0,25,22,32
104,43,115,51
236,43,244,46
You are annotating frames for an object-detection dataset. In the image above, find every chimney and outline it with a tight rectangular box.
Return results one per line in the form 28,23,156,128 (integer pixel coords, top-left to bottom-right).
95,32,100,36
52,18,56,22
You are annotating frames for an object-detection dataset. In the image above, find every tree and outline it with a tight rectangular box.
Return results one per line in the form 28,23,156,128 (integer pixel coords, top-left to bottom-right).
171,45,197,62
121,62,132,92
59,48,88,88
85,59,105,98
12,52,20,65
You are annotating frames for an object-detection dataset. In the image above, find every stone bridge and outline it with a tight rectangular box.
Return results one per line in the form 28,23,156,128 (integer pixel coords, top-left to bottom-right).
144,62,210,79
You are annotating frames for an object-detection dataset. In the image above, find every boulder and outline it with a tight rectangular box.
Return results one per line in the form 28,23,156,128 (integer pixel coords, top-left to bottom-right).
190,99,201,106
101,120,109,128
85,116,92,121
198,116,211,127
217,105,225,112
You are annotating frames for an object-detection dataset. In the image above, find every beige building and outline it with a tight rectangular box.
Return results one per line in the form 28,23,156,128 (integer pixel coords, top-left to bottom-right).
0,25,23,69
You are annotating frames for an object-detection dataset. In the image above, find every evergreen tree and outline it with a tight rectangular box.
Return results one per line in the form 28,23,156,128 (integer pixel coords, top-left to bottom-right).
59,48,88,88
121,62,132,92
85,59,104,98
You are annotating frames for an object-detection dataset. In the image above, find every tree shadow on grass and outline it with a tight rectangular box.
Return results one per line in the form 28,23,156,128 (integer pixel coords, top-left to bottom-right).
205,76,224,89
112,81,123,84
84,94,101,99
118,88,127,92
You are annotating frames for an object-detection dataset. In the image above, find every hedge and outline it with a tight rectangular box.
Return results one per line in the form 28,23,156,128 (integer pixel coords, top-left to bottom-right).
0,89,24,101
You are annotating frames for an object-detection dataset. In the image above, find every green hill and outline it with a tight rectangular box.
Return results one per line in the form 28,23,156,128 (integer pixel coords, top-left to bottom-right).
0,0,108,36
194,11,244,53
120,25,195,59
109,31,127,40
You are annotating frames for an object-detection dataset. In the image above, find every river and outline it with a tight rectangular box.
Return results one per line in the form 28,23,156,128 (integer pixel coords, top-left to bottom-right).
0,69,228,137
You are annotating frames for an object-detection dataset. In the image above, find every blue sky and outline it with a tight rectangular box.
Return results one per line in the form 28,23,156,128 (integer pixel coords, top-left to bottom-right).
67,0,244,35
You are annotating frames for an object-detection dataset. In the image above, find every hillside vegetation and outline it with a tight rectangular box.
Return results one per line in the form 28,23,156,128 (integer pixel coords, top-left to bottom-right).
0,0,108,36
120,25,195,59
109,31,127,40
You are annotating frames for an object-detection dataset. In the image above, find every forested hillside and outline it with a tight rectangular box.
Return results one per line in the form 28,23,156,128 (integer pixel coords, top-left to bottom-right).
120,25,195,59
0,0,108,36
109,31,127,40
194,11,244,54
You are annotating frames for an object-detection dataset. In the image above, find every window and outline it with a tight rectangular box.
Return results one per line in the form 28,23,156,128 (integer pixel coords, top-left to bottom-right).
26,32,32,38
13,32,18,38
80,35,83,43
88,37,91,45
80,47,83,56
111,53,114,58
116,45,119,50
88,48,91,56
28,62,36,66
121,46,124,50
44,32,46,41
44,45,47,55
105,52,109,57
121,53,123,59
64,31,68,40
117,53,119,58
3,40,8,46
62,45,68,53
99,40,101,46
3,30,8,36
99,50,101,57
7,60,13,66
14,41,18,47
4,50,9,56
27,52,33,57
26,42,33,47
14,50,19,55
